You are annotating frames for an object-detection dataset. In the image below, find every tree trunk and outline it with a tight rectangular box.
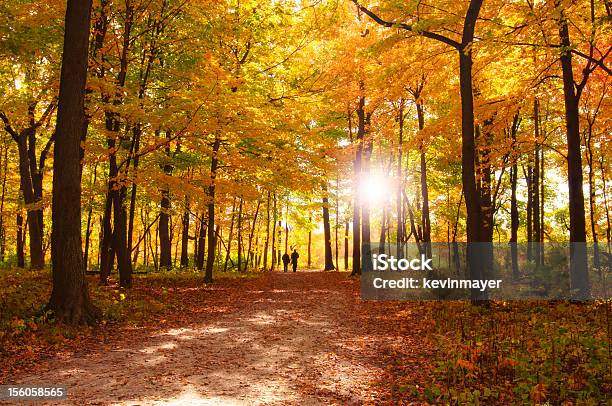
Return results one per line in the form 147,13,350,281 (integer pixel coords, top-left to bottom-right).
307,215,312,268
323,193,335,271
112,186,132,287
127,126,141,258
223,197,237,272
237,198,243,272
509,114,520,279
159,191,172,269
396,100,404,258
599,157,611,251
0,144,6,262
159,132,173,270
540,144,545,263
277,219,282,266
361,115,372,273
351,94,366,276
526,164,533,260
533,99,542,266
99,189,113,284
16,213,25,268
416,97,432,259
47,0,99,324
585,117,600,268
335,175,339,270
270,194,277,271
19,147,44,268
83,204,93,270
180,196,190,267
558,5,589,297
458,0,489,300
83,163,97,269
284,200,289,253
204,135,220,283
246,200,261,271
196,212,206,270
344,220,349,270
263,191,270,271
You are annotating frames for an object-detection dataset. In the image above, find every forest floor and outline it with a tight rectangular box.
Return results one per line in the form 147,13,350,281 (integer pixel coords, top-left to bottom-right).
2,270,433,405
1,269,610,404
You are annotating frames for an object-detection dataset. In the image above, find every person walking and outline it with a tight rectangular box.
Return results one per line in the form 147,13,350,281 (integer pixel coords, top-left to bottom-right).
282,252,290,273
290,249,299,273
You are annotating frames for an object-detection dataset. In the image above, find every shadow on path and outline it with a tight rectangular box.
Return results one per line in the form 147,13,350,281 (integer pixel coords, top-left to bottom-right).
9,272,429,405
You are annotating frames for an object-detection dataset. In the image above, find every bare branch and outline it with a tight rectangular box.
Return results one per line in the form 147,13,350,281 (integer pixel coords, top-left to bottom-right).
0,112,20,143
351,1,461,49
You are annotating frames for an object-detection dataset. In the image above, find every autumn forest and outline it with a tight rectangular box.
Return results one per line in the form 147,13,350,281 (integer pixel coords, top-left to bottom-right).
0,0,610,404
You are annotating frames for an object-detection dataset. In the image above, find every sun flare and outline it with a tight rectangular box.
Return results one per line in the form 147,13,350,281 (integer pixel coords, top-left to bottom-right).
359,172,392,207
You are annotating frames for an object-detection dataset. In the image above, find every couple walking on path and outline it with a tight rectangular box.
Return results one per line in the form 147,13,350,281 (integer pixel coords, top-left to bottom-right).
282,249,299,273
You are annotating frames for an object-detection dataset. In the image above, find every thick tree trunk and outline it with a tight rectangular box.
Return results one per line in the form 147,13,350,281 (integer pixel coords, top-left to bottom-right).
323,194,335,271
458,0,489,300
558,6,589,297
47,0,99,324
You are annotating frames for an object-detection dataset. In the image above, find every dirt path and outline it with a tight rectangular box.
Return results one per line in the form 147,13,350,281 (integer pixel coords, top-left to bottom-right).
9,271,430,405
